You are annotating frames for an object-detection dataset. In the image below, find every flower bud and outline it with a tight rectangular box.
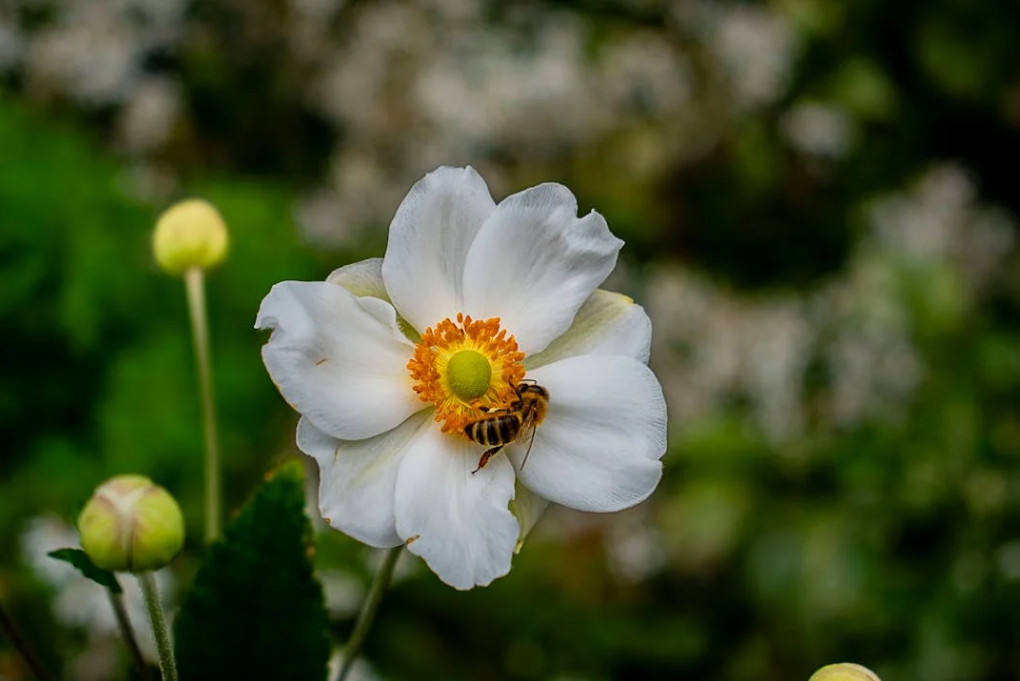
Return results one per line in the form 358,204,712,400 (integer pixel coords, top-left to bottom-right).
809,663,881,681
78,475,185,572
152,198,228,275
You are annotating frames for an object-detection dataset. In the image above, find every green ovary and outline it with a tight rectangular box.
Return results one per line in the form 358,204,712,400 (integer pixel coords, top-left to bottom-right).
446,350,492,401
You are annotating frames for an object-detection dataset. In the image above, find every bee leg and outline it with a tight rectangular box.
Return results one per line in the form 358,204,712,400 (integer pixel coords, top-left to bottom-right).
475,404,513,415
471,401,508,414
472,445,504,474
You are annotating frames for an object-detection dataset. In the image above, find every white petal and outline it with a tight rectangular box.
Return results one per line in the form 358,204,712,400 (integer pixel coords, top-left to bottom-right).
394,425,518,590
330,258,422,344
514,355,667,512
357,295,421,346
298,413,432,548
510,482,550,554
461,184,623,355
525,289,652,369
327,258,388,300
381,167,496,334
256,281,422,440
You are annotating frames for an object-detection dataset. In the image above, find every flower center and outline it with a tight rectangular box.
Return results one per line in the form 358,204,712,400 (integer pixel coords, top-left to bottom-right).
407,313,525,434
445,350,492,400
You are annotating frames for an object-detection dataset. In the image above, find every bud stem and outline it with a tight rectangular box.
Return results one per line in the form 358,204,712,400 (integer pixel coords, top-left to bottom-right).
334,547,402,681
0,599,55,681
185,267,222,542
107,583,152,681
138,573,177,681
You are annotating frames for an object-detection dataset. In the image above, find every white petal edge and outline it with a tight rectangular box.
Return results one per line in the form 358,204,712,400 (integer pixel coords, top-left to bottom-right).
256,281,422,440
381,167,496,334
462,183,623,355
525,289,652,370
327,257,388,300
394,424,519,590
510,482,550,554
330,258,422,344
298,413,432,548
514,354,667,512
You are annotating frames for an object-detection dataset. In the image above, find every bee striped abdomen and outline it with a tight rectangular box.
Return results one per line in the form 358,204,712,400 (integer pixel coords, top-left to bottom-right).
467,414,521,446
464,380,549,473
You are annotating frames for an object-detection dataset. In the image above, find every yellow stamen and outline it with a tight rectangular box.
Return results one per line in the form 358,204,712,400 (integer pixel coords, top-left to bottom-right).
407,313,525,434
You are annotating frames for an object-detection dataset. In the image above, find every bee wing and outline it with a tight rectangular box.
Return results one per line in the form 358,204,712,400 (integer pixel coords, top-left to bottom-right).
519,420,539,470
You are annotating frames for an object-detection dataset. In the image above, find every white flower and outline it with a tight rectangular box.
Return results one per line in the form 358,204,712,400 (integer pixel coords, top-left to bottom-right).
257,166,667,589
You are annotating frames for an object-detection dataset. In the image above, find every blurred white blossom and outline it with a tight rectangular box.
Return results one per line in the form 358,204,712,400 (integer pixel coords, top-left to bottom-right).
604,508,666,583
328,651,382,681
647,270,813,444
317,568,364,617
647,165,1014,444
870,164,1015,290
674,0,799,110
4,0,810,246
781,101,855,158
27,22,139,104
22,0,184,105
0,16,23,72
117,76,181,154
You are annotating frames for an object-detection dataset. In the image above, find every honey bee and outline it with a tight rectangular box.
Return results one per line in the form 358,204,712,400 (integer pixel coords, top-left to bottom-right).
464,380,550,473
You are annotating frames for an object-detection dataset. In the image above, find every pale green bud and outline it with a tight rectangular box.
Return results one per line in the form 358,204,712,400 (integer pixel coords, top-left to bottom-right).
152,199,228,275
809,663,881,681
78,475,185,573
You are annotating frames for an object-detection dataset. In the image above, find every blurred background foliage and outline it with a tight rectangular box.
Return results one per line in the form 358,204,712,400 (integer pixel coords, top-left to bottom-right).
1,0,1020,679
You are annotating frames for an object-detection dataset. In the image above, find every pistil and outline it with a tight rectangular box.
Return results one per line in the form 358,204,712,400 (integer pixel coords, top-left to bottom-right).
407,314,525,433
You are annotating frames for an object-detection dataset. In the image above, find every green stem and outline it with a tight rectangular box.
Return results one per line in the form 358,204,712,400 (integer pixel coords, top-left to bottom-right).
107,581,152,681
0,599,55,681
185,266,221,543
138,573,177,681
335,547,402,681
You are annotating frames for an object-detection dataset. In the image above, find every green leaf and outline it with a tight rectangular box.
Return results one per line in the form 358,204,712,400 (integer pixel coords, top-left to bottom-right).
48,548,122,594
174,461,331,681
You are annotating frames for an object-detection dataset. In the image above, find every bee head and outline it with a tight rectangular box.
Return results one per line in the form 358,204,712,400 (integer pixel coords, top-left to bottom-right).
519,383,549,400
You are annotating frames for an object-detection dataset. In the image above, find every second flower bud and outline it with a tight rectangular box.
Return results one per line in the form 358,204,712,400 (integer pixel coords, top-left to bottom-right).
78,474,185,573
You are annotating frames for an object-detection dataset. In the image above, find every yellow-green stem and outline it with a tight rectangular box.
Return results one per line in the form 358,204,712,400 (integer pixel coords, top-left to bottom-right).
184,267,221,542
335,547,402,681
107,582,152,681
138,573,177,681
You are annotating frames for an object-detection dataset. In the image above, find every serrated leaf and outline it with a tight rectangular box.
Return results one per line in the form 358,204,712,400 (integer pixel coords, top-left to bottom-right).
174,461,330,681
48,548,123,593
